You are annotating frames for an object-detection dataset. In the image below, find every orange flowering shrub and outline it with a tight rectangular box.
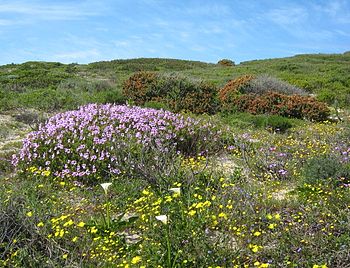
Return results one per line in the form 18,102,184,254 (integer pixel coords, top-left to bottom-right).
123,72,218,114
217,59,235,66
122,71,159,105
230,91,330,121
219,75,254,108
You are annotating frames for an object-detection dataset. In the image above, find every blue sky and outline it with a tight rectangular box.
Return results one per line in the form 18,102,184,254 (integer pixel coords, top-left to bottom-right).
0,0,349,65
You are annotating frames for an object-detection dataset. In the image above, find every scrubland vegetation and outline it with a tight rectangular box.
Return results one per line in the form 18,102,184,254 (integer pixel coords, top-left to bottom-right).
1,53,350,267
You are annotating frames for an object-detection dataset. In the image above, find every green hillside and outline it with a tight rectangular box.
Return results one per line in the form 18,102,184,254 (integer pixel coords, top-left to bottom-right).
1,54,350,267
0,53,349,112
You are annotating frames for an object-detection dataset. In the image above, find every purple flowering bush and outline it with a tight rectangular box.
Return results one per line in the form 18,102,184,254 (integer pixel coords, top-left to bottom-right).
12,104,221,184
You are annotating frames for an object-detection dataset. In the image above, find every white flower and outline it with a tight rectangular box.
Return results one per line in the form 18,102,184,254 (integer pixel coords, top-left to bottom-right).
169,187,181,195
100,182,112,195
155,215,168,224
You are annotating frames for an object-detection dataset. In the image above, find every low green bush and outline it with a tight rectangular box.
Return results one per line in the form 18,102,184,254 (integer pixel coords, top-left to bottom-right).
144,100,170,110
252,115,294,132
302,154,350,186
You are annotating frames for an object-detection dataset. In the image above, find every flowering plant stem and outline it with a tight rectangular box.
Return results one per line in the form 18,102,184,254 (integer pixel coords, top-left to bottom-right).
166,226,171,267
105,201,110,229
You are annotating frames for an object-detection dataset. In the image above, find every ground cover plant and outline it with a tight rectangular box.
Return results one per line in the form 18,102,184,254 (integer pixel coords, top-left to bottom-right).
1,54,350,267
2,102,350,267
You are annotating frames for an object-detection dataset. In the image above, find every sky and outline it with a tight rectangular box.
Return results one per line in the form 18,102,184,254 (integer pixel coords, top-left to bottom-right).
0,0,349,65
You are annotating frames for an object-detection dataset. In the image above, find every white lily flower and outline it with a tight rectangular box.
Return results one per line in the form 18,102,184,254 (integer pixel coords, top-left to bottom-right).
100,182,112,195
155,215,168,224
169,187,181,195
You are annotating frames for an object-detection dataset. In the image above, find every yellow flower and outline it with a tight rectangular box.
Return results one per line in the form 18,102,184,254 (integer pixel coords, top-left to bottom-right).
142,189,150,195
41,170,51,177
62,254,68,259
63,219,74,227
72,236,78,242
26,211,33,217
268,223,276,229
77,221,85,227
274,213,281,220
90,226,98,233
188,210,196,216
253,231,262,237
37,222,44,227
249,244,261,253
131,256,142,264
218,212,227,219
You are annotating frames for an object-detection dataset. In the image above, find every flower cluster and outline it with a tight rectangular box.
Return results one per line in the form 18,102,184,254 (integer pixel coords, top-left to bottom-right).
12,104,220,183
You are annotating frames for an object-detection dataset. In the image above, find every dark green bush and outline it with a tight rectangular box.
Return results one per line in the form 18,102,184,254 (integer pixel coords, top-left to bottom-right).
144,100,170,110
220,112,295,132
0,152,15,175
302,155,350,186
94,89,127,105
252,115,294,132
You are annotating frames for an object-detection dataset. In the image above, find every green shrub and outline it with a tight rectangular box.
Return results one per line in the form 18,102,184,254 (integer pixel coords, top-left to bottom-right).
58,78,113,93
219,112,255,129
220,112,295,132
316,89,336,104
144,100,170,110
302,155,350,186
94,89,127,105
252,115,294,132
0,152,15,175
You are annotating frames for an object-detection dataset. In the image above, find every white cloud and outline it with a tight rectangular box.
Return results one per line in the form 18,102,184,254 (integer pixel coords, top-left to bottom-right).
0,19,15,26
52,49,101,62
182,3,231,17
267,7,308,26
0,1,104,21
313,0,350,24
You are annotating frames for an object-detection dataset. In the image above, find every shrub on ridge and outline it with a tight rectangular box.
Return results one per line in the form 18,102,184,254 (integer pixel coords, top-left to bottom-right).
122,72,218,114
